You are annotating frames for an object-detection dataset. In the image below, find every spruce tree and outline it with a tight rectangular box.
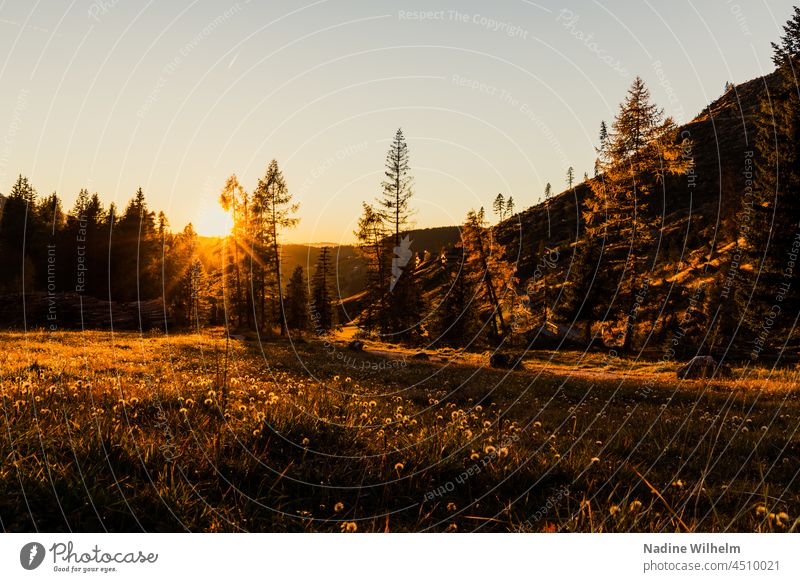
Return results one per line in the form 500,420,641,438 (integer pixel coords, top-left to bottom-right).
285,265,310,334
311,246,336,332
378,128,414,246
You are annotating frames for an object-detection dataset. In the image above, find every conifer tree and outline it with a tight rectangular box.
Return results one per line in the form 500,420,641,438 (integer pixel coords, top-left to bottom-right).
378,128,414,246
734,9,800,356
582,77,686,352
493,193,506,221
285,265,310,334
254,160,299,335
354,202,389,332
461,207,516,342
311,246,336,332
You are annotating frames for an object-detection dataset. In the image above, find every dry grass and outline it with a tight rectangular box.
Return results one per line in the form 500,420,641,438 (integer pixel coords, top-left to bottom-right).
0,329,798,532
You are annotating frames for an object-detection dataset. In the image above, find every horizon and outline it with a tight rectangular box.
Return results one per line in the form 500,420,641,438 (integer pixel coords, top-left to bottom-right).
0,0,792,244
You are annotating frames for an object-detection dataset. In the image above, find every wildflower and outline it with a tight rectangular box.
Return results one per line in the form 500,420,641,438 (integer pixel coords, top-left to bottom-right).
533,421,542,428
590,457,600,464
368,401,377,408
610,505,621,516
301,437,310,446
470,453,480,461
394,462,405,473
179,407,189,415
445,523,458,532
334,375,340,382
334,502,345,512
498,447,509,458
252,429,260,437
776,512,790,527
340,522,357,533
672,480,684,489
630,500,642,512
238,405,247,413
345,377,352,383
484,445,496,455
204,398,213,407
447,502,457,512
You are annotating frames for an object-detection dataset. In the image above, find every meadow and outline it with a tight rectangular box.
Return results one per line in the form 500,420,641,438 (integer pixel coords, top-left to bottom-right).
0,329,797,532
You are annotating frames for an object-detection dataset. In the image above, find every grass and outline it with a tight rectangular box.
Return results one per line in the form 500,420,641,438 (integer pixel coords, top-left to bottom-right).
0,329,798,532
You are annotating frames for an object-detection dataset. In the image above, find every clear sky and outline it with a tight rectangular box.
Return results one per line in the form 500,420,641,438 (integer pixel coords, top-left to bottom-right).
0,0,793,243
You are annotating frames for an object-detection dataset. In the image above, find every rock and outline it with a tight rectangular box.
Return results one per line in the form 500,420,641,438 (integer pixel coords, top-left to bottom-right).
490,353,522,369
347,340,364,351
411,352,429,360
677,356,729,379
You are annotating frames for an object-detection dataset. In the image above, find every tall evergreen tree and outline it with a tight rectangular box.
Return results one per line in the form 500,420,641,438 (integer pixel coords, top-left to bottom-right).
461,207,516,342
582,77,686,352
354,202,389,332
493,193,506,221
311,247,335,332
433,249,477,346
378,128,414,246
284,265,310,334
0,175,38,293
771,6,800,65
253,160,299,335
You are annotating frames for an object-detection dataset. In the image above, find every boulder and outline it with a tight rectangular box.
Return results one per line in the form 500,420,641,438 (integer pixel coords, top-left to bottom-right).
677,356,731,379
490,353,522,370
411,352,430,360
347,340,365,352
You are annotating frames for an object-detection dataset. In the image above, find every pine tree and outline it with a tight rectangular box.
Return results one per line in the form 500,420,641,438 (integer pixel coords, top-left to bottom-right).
461,207,516,342
771,6,800,65
506,196,515,217
493,193,506,221
111,187,159,302
379,128,414,246
285,265,310,334
583,77,687,352
254,160,299,335
0,175,38,292
311,247,336,332
566,166,575,191
433,249,477,346
544,182,552,202
354,202,389,332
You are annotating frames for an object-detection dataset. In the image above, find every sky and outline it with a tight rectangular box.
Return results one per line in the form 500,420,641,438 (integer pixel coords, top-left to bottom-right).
0,0,794,243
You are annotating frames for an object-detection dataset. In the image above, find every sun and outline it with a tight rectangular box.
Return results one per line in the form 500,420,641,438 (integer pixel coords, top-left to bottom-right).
194,203,234,238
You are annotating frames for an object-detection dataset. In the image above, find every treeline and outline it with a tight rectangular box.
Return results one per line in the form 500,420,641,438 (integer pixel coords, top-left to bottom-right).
0,180,209,327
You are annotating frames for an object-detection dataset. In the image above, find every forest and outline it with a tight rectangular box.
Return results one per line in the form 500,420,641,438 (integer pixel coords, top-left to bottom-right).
1,10,799,367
